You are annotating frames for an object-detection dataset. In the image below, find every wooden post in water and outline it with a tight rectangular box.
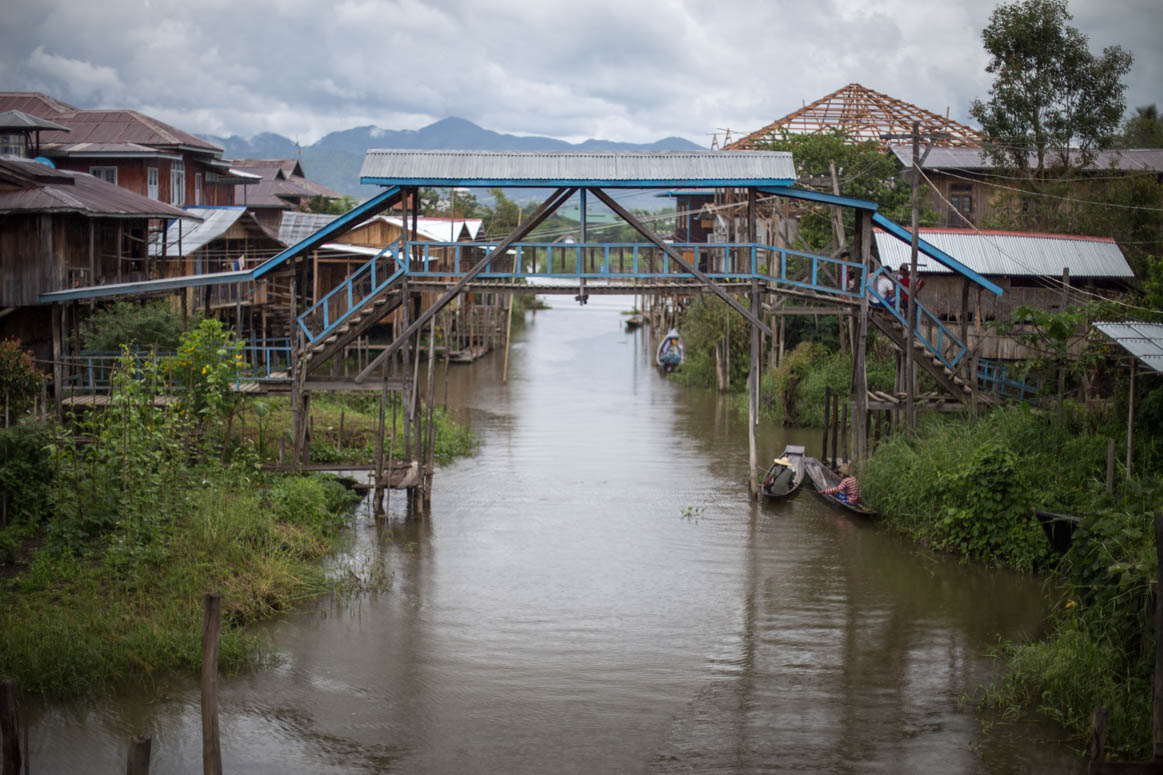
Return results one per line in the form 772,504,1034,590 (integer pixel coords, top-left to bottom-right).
374,374,386,516
126,736,152,775
821,387,831,464
200,594,222,775
1090,706,1108,769
1,679,20,775
831,394,839,471
748,280,760,498
852,210,871,465
503,289,515,385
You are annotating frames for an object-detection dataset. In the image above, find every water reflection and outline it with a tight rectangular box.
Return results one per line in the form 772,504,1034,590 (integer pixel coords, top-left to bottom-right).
26,294,1078,773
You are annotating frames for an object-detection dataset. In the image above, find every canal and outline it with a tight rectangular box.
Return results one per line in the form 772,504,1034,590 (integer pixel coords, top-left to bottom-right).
30,294,1079,773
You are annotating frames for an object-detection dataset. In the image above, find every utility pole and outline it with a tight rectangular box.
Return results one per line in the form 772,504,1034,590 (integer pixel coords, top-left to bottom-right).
881,124,948,432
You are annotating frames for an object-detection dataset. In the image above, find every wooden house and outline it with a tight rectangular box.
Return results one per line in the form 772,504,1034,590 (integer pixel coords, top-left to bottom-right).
874,228,1135,360
892,146,1163,228
0,92,251,208
0,157,192,360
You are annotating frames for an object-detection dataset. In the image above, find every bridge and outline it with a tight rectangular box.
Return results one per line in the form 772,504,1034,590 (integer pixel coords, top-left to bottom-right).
40,149,1005,510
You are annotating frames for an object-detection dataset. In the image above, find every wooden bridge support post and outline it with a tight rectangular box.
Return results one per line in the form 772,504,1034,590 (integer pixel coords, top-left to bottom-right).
1,679,21,775
851,210,871,465
748,280,761,498
51,304,64,419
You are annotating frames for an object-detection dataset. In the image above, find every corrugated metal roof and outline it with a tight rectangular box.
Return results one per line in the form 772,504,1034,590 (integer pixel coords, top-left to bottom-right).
874,229,1134,278
0,159,193,219
0,109,71,132
279,211,338,245
1094,322,1163,373
150,207,248,257
891,145,1163,172
360,149,796,187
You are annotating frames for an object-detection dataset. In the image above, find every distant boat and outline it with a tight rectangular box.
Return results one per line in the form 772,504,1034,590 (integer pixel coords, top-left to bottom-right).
761,445,806,499
803,457,877,517
656,328,684,373
624,313,647,331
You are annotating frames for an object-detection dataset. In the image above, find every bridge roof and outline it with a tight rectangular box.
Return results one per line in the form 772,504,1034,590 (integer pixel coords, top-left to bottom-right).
360,149,796,189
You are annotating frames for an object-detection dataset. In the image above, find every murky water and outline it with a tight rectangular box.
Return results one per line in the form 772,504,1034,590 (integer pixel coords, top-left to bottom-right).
27,295,1080,773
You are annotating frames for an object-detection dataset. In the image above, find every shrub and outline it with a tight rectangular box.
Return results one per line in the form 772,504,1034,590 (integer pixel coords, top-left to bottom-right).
81,300,185,352
0,339,45,423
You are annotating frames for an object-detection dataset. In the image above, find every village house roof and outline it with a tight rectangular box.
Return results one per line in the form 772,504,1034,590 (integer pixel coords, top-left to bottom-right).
724,83,984,151
873,228,1135,279
149,205,278,257
0,157,193,219
0,109,71,133
0,93,223,160
889,146,1163,173
229,158,342,210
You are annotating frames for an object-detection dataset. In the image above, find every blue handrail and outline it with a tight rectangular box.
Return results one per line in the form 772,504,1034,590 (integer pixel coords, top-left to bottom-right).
865,266,968,372
297,239,404,343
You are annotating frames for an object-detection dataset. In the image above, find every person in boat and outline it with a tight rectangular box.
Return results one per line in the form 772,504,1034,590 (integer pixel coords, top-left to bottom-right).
658,334,683,371
820,475,861,505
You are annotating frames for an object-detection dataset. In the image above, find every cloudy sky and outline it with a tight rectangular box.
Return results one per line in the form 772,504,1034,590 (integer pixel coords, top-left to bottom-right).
3,0,1160,147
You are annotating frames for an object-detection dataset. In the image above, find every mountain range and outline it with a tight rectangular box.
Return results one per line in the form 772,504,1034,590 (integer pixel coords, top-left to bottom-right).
203,117,705,198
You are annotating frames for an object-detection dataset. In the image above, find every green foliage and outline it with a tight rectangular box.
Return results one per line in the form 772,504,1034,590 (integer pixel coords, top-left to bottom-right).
0,422,54,530
419,187,482,218
752,129,929,249
986,480,1163,757
0,339,45,421
164,318,246,441
970,0,1133,175
762,342,894,426
81,301,185,352
669,296,750,390
269,474,358,532
483,188,522,238
861,405,1100,571
1120,104,1163,149
306,194,359,215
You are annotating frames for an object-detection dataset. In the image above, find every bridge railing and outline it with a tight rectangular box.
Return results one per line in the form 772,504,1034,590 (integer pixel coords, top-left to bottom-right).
976,358,1043,401
865,266,968,372
298,240,404,343
401,240,866,297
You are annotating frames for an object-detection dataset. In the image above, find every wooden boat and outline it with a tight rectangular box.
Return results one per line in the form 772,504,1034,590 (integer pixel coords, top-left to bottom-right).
761,445,806,499
656,328,684,373
624,313,647,331
803,456,877,517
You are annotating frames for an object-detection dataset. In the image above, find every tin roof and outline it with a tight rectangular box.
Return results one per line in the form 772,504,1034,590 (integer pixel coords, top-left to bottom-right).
0,109,71,132
279,211,338,245
1094,322,1163,373
360,149,797,188
150,207,260,257
0,92,79,117
891,146,1163,173
0,157,192,219
873,228,1134,278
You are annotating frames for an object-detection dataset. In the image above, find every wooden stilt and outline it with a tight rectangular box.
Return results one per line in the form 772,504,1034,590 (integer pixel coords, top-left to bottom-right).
748,280,760,497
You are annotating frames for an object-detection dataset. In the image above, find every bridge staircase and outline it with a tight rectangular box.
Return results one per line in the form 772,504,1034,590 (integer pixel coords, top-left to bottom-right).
295,241,406,375
865,267,994,406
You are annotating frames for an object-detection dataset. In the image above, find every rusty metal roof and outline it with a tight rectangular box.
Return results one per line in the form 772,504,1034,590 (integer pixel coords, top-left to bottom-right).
874,228,1134,278
1094,322,1163,373
0,92,79,117
0,158,194,219
360,149,796,188
35,109,223,154
231,158,342,208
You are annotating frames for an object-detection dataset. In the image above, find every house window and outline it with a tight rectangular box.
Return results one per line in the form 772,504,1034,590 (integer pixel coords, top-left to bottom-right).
147,167,159,200
194,172,203,206
0,133,26,157
90,166,118,185
948,183,973,225
170,159,185,205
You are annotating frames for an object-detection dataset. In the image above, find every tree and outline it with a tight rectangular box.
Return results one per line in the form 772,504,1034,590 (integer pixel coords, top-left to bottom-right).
754,129,927,251
969,0,1133,177
306,194,359,215
482,188,521,238
1121,104,1163,148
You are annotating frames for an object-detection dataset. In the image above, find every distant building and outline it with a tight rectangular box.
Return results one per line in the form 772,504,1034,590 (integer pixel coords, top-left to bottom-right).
0,91,252,206
229,159,343,232
889,146,1163,228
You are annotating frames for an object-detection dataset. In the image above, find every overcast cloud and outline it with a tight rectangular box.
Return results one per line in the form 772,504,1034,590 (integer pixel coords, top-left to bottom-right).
2,0,1160,147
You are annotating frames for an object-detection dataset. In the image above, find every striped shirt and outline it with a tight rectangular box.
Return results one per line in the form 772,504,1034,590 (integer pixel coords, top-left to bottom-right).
822,476,860,503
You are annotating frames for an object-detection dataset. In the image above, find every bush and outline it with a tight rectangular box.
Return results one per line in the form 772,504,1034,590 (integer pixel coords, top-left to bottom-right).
0,339,45,422
81,300,185,352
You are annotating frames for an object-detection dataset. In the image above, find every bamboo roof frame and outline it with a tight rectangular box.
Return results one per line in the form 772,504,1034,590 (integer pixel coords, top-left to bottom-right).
725,83,983,150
